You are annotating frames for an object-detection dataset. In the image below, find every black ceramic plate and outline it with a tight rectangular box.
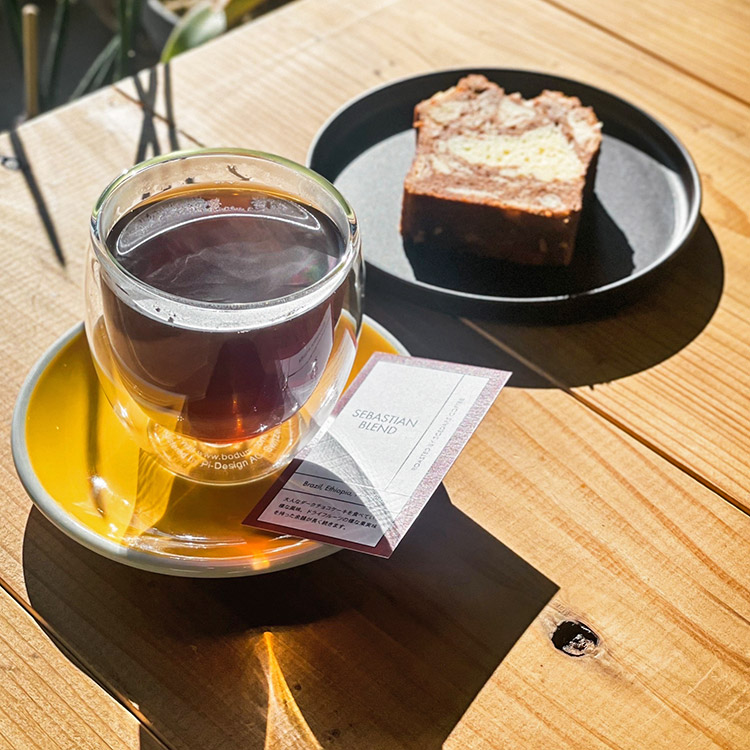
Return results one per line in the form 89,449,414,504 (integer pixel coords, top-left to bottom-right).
308,69,701,319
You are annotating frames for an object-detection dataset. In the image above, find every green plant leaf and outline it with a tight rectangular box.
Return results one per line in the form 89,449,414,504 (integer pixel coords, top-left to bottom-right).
223,0,266,28
115,0,130,79
70,35,121,100
160,2,227,63
41,0,71,109
2,0,23,66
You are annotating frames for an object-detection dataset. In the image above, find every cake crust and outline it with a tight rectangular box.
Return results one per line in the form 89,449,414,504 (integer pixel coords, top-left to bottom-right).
400,75,602,266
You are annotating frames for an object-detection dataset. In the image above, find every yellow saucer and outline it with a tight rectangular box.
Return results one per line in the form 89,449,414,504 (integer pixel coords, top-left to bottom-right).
12,316,406,577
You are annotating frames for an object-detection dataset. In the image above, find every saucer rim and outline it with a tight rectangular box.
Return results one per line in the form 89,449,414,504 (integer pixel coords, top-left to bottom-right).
12,316,408,577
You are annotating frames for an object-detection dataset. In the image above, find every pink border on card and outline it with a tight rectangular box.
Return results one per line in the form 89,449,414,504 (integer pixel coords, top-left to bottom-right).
243,353,511,557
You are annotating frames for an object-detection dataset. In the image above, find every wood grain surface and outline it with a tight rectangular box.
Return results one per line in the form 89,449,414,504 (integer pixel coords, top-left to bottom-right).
1,0,749,748
12,383,750,750
545,0,750,105
1,87,749,746
112,0,750,510
0,585,148,749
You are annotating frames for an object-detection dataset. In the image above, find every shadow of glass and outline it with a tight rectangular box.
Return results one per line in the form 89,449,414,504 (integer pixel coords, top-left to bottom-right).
138,731,168,750
364,291,550,387
23,485,557,749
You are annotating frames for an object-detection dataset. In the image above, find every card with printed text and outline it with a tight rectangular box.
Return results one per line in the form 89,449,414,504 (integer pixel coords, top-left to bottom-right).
243,353,511,557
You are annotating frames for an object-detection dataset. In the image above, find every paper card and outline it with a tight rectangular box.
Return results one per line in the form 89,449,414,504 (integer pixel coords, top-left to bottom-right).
243,353,511,557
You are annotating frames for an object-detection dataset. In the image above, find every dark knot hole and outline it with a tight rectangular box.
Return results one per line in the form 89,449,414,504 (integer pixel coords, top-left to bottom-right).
551,620,599,657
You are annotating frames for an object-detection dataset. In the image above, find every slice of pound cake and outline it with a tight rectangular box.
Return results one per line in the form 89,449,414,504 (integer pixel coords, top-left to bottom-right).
400,75,602,266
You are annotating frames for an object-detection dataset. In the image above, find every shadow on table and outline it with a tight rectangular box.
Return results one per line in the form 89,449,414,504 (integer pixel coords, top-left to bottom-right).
7,127,66,268
404,195,636,300
132,64,181,164
23,486,557,749
369,217,724,388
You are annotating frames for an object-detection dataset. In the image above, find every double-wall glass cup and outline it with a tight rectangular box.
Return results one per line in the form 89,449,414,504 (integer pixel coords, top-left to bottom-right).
85,149,363,485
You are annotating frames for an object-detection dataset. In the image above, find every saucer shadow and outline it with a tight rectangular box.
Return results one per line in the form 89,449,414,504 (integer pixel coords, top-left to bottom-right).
23,485,557,749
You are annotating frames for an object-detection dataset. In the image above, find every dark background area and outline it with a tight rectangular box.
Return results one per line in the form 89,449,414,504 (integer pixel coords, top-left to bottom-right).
0,0,160,131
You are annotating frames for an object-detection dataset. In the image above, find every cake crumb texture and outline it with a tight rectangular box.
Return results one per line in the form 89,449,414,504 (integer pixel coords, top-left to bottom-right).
401,74,602,266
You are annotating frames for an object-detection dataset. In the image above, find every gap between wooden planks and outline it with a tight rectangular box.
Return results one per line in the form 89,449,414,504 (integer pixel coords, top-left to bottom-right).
461,317,750,517
541,0,750,107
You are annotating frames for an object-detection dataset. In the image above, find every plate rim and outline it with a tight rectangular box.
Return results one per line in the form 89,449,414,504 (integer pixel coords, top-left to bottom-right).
307,66,703,308
12,316,408,578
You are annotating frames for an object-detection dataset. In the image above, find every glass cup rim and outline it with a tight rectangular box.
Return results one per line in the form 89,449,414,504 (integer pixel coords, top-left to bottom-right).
90,147,359,313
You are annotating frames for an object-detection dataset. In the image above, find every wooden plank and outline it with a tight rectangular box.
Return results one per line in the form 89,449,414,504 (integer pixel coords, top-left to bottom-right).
465,216,750,508
546,0,750,105
0,3,747,747
0,584,147,750
0,87,749,746
12,337,750,749
114,0,750,508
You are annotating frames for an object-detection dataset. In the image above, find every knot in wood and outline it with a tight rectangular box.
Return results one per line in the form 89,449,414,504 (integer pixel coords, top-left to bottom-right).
551,620,599,657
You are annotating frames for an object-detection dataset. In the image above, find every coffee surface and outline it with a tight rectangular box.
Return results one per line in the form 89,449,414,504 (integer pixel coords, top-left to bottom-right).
107,185,344,304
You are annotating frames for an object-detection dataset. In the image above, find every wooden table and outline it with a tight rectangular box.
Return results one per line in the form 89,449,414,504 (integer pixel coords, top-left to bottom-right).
1,0,749,747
